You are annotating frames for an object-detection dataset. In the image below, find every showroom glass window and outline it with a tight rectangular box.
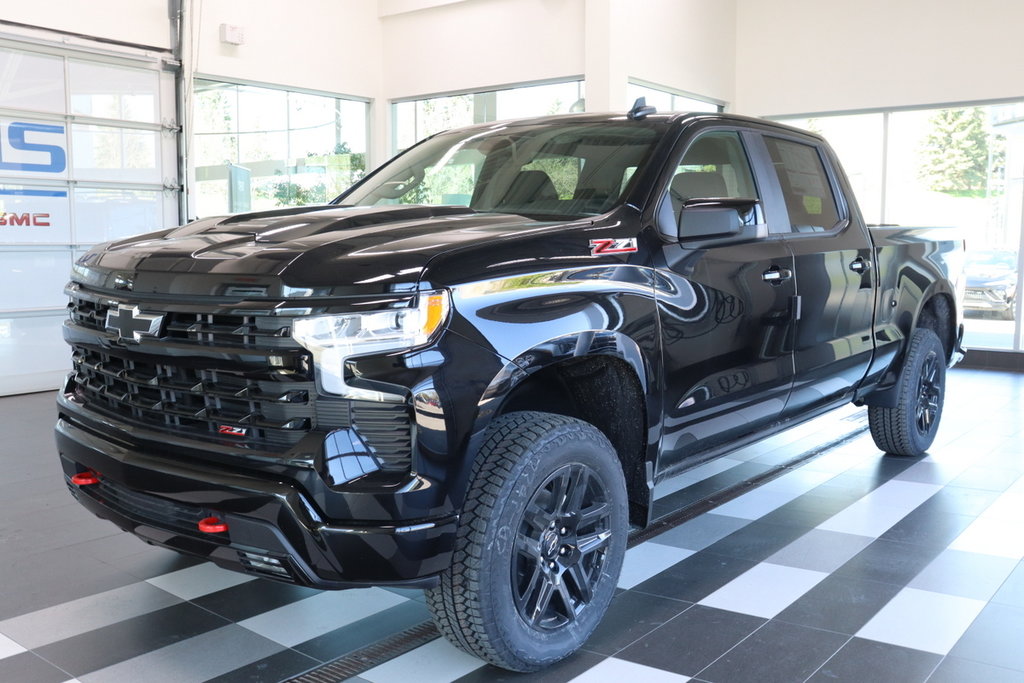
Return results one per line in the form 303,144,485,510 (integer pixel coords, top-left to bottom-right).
392,80,585,153
778,103,1024,352
192,80,368,217
626,82,722,114
0,42,178,395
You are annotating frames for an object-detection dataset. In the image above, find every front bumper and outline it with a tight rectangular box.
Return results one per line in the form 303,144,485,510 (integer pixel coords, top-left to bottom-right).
55,413,457,589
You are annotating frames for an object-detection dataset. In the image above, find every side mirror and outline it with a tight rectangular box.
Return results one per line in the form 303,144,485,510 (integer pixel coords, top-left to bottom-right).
678,197,759,240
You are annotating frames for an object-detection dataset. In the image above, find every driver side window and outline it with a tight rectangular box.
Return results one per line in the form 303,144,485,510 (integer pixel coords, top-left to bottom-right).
668,130,759,216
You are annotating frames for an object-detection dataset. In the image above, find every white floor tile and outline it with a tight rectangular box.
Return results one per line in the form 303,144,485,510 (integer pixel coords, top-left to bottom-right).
698,562,828,619
651,513,749,552
655,458,746,498
146,561,255,601
0,633,25,660
361,636,485,683
712,488,796,520
816,480,941,537
238,587,406,647
617,542,694,589
766,529,873,573
949,516,1024,559
569,657,690,682
857,588,987,655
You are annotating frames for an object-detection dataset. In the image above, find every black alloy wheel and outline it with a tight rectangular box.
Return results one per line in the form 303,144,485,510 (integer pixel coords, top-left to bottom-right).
426,411,627,672
915,350,942,435
512,462,613,630
869,327,946,456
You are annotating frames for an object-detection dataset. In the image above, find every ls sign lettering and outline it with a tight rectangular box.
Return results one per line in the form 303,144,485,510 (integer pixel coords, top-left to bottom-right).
0,120,68,175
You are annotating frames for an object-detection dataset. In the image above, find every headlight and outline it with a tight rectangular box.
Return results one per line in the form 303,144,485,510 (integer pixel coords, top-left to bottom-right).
291,289,450,399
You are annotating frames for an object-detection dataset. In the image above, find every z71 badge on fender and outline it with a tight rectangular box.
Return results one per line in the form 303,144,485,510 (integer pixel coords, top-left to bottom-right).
589,237,638,255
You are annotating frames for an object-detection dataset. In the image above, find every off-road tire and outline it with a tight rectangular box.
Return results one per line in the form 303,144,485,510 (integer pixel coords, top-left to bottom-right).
425,411,628,672
869,328,946,456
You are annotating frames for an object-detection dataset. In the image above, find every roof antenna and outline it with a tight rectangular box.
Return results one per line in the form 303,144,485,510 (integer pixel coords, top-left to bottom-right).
627,97,656,120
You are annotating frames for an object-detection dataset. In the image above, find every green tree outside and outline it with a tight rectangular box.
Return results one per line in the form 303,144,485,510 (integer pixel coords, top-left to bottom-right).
919,108,1005,197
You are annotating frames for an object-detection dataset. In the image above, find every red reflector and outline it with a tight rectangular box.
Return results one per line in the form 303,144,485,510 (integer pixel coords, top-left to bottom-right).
198,516,229,533
71,471,100,486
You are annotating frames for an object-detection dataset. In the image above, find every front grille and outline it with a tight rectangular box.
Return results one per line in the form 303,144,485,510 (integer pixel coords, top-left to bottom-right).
67,291,415,469
69,297,294,349
71,345,314,448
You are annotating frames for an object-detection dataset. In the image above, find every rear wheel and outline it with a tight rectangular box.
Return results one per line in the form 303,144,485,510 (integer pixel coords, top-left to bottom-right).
868,328,946,456
426,411,627,672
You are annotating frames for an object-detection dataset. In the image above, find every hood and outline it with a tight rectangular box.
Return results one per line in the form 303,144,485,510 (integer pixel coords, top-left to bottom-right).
75,205,569,297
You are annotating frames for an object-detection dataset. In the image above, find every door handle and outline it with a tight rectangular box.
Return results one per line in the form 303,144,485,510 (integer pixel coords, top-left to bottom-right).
762,265,793,283
850,257,871,273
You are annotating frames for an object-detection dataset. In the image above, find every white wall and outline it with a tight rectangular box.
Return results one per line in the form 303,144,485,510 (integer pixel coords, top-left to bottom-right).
735,0,1024,116
380,0,587,100
0,0,172,49
194,0,382,99
622,0,736,108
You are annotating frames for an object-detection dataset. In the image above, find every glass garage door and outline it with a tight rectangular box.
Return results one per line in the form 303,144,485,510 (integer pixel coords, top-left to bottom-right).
0,40,179,396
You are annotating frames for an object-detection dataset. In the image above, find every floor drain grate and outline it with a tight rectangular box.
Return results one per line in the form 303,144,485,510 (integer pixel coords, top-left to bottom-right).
286,620,440,682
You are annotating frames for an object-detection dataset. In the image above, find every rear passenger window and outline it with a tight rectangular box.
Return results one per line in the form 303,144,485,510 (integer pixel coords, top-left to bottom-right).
764,137,842,232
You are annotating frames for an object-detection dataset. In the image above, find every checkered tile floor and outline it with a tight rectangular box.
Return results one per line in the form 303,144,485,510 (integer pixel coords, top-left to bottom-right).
2,368,1023,682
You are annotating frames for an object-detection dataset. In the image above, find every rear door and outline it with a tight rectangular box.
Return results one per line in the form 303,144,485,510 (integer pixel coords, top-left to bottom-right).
655,128,797,474
755,134,876,415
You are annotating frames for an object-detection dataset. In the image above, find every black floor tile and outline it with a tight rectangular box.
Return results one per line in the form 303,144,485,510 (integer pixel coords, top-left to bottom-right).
190,578,321,622
703,520,811,563
759,492,856,528
879,506,976,548
808,637,940,682
0,544,142,620
926,485,1002,516
632,551,757,603
584,589,691,655
33,601,230,676
652,463,773,519
292,600,431,662
101,546,204,581
204,647,321,683
0,651,71,683
927,656,1024,683
454,649,605,683
834,538,943,585
616,605,765,676
948,602,1024,672
696,620,848,683
775,574,902,635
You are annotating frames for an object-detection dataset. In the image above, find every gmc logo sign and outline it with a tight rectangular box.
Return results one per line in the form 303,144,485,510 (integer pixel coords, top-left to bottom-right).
0,212,50,227
0,121,67,173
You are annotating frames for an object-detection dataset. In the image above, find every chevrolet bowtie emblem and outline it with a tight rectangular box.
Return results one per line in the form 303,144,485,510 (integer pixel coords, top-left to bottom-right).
105,304,165,343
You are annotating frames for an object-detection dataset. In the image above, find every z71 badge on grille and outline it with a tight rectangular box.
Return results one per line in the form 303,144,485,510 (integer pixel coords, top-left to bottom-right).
218,425,248,437
589,237,638,255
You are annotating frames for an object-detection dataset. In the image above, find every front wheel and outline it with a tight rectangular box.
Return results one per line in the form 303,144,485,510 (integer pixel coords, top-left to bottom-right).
868,328,946,456
426,411,628,672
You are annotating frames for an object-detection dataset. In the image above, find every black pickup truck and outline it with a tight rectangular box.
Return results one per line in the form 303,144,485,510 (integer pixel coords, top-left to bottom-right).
56,104,964,671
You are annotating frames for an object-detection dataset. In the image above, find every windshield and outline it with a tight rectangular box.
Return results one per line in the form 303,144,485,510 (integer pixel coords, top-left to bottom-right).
336,121,663,218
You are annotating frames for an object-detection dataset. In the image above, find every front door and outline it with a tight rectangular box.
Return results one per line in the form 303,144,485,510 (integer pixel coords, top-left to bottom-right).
655,129,797,476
